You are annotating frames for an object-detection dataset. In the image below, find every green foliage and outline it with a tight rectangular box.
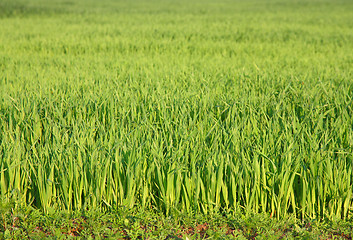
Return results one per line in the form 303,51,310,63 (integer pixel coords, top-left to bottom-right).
0,0,353,221
0,206,352,239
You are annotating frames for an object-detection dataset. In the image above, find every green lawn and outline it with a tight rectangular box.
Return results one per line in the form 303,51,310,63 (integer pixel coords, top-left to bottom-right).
0,0,353,238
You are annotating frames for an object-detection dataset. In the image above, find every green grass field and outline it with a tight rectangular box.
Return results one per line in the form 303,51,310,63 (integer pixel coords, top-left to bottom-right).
1,0,353,238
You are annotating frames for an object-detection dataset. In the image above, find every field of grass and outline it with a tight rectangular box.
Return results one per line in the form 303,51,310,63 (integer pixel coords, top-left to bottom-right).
1,0,353,238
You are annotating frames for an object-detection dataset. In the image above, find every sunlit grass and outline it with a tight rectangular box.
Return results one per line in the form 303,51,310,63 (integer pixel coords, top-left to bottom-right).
0,0,352,220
